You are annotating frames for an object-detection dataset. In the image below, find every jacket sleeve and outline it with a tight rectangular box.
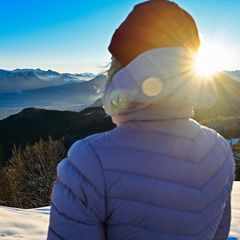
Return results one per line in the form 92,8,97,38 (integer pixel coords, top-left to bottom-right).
212,196,231,240
47,139,106,240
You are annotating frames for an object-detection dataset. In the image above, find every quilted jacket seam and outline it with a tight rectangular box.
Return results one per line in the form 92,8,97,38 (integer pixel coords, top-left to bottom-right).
67,158,104,198
103,151,229,190
94,141,219,166
49,226,66,240
107,179,231,215
55,179,102,222
51,202,93,225
108,209,223,237
86,139,108,221
115,123,202,141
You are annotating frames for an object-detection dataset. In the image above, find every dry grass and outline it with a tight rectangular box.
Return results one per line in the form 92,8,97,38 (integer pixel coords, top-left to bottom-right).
0,137,66,208
232,142,240,181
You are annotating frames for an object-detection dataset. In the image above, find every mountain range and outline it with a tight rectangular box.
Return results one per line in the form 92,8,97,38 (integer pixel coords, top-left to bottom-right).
0,68,96,93
225,70,240,82
0,69,106,119
1,69,238,93
1,68,240,120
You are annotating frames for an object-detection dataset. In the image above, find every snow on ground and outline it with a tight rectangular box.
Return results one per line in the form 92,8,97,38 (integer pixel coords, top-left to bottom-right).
0,206,50,239
227,138,239,145
0,182,239,239
230,181,240,238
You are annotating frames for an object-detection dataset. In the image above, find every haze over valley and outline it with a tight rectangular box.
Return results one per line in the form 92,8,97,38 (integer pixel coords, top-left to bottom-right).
0,69,106,119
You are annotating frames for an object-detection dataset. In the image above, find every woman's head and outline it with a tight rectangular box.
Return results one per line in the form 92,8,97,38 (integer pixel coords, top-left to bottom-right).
104,0,215,124
106,0,200,83
108,0,200,67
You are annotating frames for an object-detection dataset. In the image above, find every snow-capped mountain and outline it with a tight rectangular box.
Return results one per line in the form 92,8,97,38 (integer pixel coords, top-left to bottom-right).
67,72,96,80
0,74,107,119
0,69,96,93
224,70,240,82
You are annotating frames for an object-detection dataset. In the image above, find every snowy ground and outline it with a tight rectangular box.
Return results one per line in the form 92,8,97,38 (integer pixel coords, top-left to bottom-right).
230,182,240,238
0,182,239,239
0,207,50,239
227,138,239,145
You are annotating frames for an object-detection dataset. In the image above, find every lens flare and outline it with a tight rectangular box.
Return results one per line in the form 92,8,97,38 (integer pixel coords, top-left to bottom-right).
142,77,163,96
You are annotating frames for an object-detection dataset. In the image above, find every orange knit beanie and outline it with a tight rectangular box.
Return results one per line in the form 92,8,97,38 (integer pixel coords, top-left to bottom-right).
108,0,200,66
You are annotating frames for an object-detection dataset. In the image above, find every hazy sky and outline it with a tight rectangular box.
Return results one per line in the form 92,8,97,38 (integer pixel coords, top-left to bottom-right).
0,0,239,73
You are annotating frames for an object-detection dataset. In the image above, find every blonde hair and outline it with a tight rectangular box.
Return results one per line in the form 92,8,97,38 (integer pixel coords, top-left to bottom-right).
103,56,122,93
107,56,122,81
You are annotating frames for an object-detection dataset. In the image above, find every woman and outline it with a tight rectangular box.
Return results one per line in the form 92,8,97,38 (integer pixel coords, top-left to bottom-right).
47,1,235,239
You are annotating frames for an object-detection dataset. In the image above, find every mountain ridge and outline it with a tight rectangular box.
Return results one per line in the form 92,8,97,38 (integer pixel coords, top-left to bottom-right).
224,70,240,82
0,74,107,119
0,68,96,93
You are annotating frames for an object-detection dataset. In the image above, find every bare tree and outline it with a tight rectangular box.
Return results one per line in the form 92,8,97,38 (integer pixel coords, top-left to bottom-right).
232,141,240,181
0,137,66,208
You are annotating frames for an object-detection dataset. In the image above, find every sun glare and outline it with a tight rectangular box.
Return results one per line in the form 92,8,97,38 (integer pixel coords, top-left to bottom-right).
194,42,226,77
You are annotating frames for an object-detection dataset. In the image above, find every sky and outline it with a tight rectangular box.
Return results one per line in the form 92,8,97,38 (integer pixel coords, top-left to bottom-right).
0,0,239,73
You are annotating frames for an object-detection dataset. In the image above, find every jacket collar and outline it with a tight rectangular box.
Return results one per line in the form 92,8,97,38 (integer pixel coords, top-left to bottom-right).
111,99,194,126
103,47,215,126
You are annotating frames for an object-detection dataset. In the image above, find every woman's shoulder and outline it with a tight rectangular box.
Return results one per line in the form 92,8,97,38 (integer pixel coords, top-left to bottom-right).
57,132,110,194
200,122,230,146
72,128,113,146
66,127,118,161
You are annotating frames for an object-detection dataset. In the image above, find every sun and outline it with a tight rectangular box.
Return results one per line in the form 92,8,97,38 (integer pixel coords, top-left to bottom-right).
194,42,226,77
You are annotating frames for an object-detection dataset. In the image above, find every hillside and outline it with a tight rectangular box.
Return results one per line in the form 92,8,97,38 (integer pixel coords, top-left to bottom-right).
195,72,240,120
0,106,115,166
225,70,240,82
201,117,240,138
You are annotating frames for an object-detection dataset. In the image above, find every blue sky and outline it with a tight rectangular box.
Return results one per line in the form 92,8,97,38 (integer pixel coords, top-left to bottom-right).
0,0,239,73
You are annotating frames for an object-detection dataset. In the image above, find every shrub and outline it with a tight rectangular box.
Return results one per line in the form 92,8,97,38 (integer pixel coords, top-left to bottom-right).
232,142,240,181
0,137,66,208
